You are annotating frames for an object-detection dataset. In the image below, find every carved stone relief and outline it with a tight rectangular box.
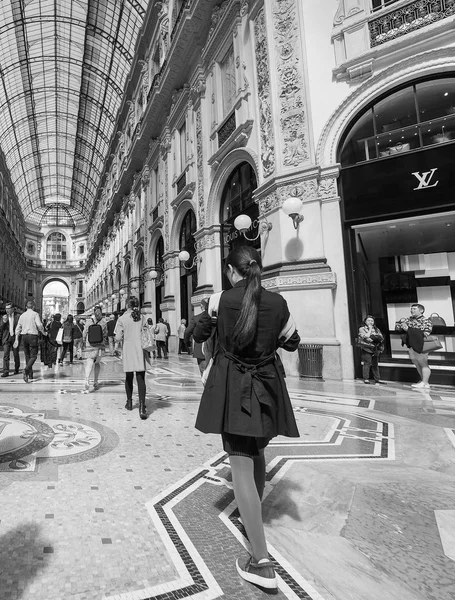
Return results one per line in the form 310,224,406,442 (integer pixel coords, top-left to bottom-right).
254,7,276,178
272,0,309,167
164,159,169,251
196,108,205,228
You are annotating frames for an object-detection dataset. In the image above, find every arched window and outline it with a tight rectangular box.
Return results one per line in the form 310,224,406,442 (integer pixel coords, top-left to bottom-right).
339,76,455,166
46,232,67,263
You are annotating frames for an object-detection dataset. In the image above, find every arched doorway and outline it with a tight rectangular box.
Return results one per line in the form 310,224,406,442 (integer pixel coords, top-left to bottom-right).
42,280,70,320
155,236,164,322
179,210,197,323
220,161,258,289
338,75,455,384
76,301,85,315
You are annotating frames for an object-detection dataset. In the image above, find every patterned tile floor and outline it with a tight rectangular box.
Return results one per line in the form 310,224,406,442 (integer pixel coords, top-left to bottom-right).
1,353,455,599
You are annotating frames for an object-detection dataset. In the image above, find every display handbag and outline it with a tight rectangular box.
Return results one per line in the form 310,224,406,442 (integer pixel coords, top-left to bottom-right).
55,326,64,346
429,313,446,327
141,320,155,352
422,335,443,354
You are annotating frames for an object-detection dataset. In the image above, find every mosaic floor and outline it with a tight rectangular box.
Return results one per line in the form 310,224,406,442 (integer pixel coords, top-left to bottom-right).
1,353,455,600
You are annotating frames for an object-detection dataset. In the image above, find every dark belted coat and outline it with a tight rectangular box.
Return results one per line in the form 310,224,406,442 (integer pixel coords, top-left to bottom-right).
193,280,300,440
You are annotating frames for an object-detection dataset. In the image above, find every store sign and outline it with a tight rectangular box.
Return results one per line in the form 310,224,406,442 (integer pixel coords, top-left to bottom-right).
340,143,455,224
412,168,439,190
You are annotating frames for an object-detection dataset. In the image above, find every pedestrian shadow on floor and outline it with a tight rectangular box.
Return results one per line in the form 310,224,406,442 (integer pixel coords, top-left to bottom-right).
0,523,51,598
142,396,172,415
262,479,303,525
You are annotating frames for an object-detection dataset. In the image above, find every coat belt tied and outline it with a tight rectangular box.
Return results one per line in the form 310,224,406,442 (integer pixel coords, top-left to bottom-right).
223,349,276,415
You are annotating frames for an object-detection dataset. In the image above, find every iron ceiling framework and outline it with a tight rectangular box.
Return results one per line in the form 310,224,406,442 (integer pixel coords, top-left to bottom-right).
0,0,148,228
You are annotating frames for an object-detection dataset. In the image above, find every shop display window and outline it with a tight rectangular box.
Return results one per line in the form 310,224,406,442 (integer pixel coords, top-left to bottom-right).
339,77,455,166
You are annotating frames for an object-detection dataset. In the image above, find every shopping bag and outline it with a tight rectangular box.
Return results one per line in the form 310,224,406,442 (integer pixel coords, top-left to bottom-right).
55,327,64,346
141,323,155,352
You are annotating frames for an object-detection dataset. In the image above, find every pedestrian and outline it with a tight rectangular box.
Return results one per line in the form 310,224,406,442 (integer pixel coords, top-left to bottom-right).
184,298,208,374
154,318,168,358
46,313,63,368
59,314,75,365
106,313,117,356
114,297,148,420
164,319,171,354
357,315,385,384
82,305,108,391
177,319,187,354
146,317,156,359
73,317,84,360
1,302,21,377
13,300,48,383
395,303,433,389
193,246,300,590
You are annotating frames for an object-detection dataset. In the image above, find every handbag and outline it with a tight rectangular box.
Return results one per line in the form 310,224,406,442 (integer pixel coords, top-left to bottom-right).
55,327,63,346
355,337,376,353
422,335,443,353
141,321,155,352
429,313,446,327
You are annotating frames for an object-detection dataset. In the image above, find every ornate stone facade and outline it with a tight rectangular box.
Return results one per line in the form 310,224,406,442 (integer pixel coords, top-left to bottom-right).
196,108,205,227
254,7,275,178
272,0,309,167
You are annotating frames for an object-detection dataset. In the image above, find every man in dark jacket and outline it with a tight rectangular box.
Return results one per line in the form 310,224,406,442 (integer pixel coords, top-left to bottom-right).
1,302,21,377
184,298,208,374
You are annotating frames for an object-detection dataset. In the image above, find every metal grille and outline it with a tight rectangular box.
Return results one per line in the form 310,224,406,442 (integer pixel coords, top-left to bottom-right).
369,0,455,48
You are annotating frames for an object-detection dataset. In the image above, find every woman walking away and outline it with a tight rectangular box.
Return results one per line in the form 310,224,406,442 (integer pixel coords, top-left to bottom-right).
357,315,385,384
193,246,300,590
114,297,148,420
59,314,75,365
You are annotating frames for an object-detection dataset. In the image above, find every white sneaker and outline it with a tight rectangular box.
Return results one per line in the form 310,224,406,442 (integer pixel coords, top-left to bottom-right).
411,381,430,389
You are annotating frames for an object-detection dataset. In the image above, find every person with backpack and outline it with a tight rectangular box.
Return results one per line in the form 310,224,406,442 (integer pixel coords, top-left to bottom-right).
114,296,148,420
59,314,75,366
193,246,300,590
82,305,108,391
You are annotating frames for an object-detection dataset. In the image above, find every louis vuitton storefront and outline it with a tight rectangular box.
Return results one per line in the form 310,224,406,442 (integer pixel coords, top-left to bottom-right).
338,75,455,384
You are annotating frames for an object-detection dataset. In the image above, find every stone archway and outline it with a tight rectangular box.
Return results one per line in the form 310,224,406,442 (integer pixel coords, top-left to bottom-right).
41,277,70,319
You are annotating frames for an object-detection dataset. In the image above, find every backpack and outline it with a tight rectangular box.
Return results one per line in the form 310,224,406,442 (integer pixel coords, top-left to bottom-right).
87,319,104,345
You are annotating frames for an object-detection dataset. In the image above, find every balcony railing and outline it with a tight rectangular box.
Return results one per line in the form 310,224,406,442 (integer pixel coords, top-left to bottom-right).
369,0,455,47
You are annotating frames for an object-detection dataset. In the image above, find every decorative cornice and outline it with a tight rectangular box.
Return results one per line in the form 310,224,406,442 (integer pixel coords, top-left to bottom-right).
208,119,254,170
262,272,337,291
171,182,196,210
148,215,164,233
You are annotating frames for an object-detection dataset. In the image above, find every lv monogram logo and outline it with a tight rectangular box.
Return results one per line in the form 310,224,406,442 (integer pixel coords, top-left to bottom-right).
412,168,439,190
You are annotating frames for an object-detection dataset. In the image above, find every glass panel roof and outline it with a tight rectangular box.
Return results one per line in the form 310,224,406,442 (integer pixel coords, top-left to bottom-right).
0,0,149,226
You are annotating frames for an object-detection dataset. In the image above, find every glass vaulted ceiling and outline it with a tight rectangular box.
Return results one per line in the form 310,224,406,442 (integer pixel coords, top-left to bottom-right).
0,0,149,227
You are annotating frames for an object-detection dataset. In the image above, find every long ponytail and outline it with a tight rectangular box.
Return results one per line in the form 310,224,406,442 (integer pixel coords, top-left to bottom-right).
226,246,262,349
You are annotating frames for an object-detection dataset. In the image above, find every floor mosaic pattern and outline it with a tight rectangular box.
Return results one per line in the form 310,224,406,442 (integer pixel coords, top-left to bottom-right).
0,354,455,599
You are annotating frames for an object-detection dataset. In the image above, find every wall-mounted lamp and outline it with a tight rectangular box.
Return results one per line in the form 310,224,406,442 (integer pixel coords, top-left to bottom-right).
150,267,165,284
282,197,304,229
178,249,200,270
233,214,272,241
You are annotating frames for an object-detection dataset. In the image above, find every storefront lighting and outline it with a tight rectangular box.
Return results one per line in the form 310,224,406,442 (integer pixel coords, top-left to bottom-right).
233,214,272,241
282,197,304,229
178,250,200,270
